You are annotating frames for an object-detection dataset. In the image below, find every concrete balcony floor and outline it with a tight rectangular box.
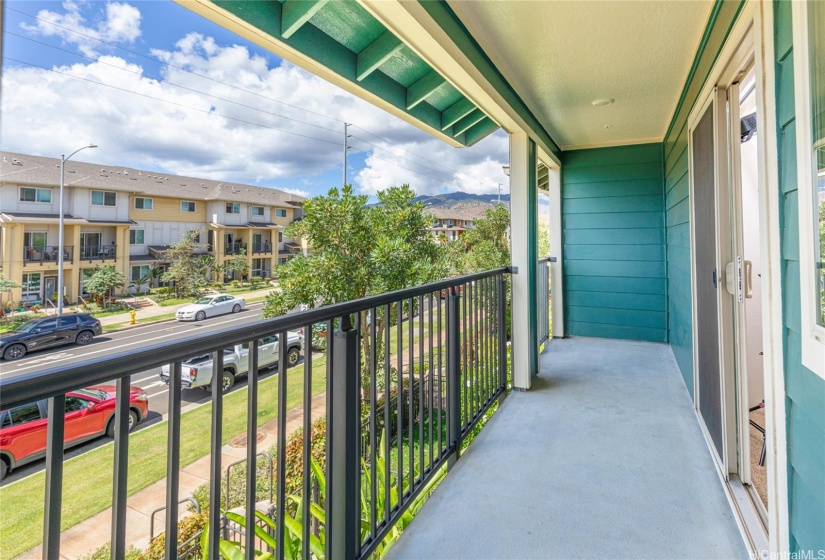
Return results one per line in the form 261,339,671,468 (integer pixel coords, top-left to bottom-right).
387,337,747,559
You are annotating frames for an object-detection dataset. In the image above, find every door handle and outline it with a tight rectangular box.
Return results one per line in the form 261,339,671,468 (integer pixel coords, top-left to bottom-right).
743,260,753,299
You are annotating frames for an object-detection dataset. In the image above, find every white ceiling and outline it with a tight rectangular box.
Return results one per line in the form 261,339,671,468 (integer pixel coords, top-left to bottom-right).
447,0,714,150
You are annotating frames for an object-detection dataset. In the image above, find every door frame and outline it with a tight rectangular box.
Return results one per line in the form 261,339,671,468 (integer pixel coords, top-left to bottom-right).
685,1,790,552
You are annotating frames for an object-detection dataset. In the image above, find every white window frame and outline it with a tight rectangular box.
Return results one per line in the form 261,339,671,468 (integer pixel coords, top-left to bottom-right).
792,1,825,378
251,206,264,217
19,187,52,203
91,190,117,207
181,201,196,213
129,230,145,245
226,202,241,214
134,197,154,210
275,208,287,218
22,272,41,296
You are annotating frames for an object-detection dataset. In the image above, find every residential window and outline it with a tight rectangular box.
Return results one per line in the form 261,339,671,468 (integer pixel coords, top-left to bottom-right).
226,202,240,214
22,273,41,295
80,269,95,295
24,231,47,250
793,0,825,377
278,231,283,243
134,197,153,210
91,190,116,206
275,208,287,218
129,230,145,245
181,201,196,212
251,206,264,217
131,265,150,282
20,187,52,203
278,257,288,265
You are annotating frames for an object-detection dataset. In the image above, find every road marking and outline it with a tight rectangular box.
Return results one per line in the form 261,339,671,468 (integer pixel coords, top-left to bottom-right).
139,380,165,390
0,309,266,376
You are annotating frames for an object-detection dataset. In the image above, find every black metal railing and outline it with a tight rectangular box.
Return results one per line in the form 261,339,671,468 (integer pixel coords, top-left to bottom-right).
79,244,117,260
538,257,552,346
252,242,273,254
251,268,271,278
0,268,509,560
225,242,247,255
23,245,74,264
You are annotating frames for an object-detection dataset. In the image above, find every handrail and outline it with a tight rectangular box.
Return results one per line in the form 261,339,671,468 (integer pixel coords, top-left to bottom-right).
0,267,507,409
149,498,200,541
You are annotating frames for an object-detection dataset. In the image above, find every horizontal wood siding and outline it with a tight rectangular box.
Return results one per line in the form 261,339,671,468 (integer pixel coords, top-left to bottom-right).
773,3,825,551
131,196,207,223
562,143,666,342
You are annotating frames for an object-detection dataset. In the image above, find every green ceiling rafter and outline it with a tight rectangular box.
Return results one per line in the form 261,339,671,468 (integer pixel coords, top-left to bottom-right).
199,0,499,147
281,0,329,39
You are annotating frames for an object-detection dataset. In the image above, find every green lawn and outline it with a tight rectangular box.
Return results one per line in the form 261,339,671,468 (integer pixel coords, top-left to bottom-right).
0,356,328,559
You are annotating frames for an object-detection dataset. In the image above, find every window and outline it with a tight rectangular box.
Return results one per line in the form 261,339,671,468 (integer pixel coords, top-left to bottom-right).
91,190,116,206
22,273,41,295
59,316,79,328
9,403,42,425
65,397,91,413
129,230,145,245
275,208,287,218
278,231,283,243
181,201,196,212
251,206,264,217
793,0,825,377
20,187,52,203
226,202,240,214
134,197,153,210
80,269,95,295
131,265,150,282
24,231,47,250
278,257,288,265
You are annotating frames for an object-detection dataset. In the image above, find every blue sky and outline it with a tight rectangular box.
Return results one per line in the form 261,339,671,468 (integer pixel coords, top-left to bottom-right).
1,1,509,199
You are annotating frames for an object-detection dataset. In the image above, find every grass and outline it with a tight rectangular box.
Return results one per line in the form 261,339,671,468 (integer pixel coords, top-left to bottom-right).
0,356,328,559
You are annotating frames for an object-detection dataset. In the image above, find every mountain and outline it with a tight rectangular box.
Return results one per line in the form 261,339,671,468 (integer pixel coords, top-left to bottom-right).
413,192,510,207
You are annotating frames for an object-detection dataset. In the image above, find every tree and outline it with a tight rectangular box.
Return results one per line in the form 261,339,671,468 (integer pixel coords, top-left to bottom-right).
453,204,511,274
263,185,448,395
163,230,208,296
0,274,21,318
538,225,551,258
84,265,127,306
225,248,250,281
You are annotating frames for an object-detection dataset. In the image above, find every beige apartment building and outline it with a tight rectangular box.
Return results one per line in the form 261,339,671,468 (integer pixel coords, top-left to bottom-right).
0,152,304,305
425,207,482,242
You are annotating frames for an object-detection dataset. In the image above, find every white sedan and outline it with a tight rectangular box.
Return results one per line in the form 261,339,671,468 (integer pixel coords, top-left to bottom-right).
176,293,245,321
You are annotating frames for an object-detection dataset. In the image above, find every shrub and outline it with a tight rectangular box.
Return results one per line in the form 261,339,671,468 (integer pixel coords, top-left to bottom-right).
77,543,144,560
144,512,208,560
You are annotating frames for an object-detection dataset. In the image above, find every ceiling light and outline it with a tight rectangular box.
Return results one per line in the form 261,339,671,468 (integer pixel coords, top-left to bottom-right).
592,98,614,107
604,125,612,129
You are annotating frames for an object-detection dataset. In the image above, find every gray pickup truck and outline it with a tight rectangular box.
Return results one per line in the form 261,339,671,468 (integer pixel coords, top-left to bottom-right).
160,332,303,393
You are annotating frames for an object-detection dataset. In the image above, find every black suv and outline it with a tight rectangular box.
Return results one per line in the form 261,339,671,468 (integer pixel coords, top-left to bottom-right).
0,314,102,361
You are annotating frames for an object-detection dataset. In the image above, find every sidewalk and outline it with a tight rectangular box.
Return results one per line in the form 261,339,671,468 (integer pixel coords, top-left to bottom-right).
97,287,278,328
18,394,328,559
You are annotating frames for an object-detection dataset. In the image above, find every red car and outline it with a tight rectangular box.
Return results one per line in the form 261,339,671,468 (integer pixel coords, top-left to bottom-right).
0,385,149,480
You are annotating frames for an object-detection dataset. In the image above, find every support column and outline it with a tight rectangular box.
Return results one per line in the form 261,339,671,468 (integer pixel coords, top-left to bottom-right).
116,226,130,295
548,166,565,338
509,131,539,390
2,224,23,304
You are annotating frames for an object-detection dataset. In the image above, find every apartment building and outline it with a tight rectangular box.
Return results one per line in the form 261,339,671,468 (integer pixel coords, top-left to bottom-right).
425,207,481,242
0,152,304,304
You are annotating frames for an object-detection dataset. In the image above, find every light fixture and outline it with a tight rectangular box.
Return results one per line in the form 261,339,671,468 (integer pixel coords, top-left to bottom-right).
591,98,614,107
502,165,510,177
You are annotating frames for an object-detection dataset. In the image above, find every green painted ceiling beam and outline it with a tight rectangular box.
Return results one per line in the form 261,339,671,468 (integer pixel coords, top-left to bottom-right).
441,98,475,130
281,0,329,39
406,70,446,110
356,30,404,81
464,117,499,146
451,108,486,136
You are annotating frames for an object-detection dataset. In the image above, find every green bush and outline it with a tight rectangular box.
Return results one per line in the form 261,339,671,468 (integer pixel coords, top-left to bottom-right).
144,512,208,560
77,543,144,560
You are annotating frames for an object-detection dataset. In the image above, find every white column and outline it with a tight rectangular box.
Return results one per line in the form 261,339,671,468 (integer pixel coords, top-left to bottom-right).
548,166,565,338
509,131,538,390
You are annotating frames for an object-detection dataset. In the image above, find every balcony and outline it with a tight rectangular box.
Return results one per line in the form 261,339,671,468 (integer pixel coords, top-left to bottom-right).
252,242,273,255
22,245,73,264
79,244,117,261
225,242,247,256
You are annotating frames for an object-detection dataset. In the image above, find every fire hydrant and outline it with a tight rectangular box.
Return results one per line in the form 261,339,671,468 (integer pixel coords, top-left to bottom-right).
129,310,136,325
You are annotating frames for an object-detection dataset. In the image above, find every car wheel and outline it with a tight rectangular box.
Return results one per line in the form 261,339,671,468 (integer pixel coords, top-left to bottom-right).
287,347,301,368
75,330,94,345
232,303,241,313
0,458,8,481
3,344,26,361
221,370,235,393
106,410,139,438
195,311,206,321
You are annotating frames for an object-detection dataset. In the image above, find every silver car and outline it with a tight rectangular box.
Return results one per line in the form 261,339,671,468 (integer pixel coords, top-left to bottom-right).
175,293,245,321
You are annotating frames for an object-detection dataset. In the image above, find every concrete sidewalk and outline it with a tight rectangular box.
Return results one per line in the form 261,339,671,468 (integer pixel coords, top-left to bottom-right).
18,393,328,559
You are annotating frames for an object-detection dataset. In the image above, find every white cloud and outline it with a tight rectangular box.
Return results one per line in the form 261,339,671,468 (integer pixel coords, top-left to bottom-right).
20,1,142,57
4,6,509,197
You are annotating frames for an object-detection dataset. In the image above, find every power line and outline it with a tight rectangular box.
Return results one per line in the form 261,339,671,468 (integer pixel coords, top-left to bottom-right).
3,57,344,146
349,126,463,175
348,134,460,182
347,147,461,186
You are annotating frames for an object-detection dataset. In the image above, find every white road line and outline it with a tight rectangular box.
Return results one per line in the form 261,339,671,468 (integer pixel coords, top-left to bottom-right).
139,380,165,390
0,310,265,376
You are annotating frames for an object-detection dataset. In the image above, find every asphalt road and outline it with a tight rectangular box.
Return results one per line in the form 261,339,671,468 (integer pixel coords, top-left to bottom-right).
0,301,279,485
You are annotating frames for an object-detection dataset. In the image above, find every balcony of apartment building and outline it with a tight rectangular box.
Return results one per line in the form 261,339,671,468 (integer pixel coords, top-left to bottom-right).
250,233,274,255
78,228,118,262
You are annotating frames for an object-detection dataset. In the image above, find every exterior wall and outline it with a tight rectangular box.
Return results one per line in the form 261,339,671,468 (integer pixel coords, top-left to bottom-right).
131,196,207,223
773,2,825,552
128,221,205,255
69,188,130,222
663,0,745,395
561,143,666,342
0,183,60,214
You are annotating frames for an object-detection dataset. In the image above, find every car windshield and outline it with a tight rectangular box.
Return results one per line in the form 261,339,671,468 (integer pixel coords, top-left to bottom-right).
75,388,108,400
194,297,214,305
11,320,40,333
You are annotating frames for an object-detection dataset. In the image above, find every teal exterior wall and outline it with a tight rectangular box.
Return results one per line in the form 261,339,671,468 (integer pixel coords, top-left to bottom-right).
773,2,825,552
561,144,667,342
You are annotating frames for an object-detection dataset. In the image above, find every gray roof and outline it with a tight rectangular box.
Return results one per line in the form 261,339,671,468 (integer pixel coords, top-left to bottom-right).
1,151,306,207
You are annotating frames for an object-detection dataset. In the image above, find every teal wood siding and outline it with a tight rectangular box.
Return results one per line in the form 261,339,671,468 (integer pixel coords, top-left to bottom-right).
663,0,745,396
774,2,825,552
561,144,666,342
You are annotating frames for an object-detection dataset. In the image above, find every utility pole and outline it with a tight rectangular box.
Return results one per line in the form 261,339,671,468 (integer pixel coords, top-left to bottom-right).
343,122,349,187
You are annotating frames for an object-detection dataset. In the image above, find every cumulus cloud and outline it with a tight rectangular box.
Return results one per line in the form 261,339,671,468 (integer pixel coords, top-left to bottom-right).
20,1,142,57
4,3,509,197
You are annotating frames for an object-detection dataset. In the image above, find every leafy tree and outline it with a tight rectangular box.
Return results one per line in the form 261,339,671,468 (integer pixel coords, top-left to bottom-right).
162,230,209,297
538,225,551,258
453,204,511,273
84,265,127,306
263,185,447,395
225,248,250,281
0,274,21,317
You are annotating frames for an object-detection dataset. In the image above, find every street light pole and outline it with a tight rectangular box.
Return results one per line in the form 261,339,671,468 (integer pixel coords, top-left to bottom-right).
57,144,97,316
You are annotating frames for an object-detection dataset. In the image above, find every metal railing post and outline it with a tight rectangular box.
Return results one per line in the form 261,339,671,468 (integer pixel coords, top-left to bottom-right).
498,274,509,404
43,395,66,560
327,314,358,560
447,287,462,468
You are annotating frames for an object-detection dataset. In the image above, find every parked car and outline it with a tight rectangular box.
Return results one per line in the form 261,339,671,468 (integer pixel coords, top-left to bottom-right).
0,314,102,361
159,332,303,393
175,293,245,321
0,385,149,480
